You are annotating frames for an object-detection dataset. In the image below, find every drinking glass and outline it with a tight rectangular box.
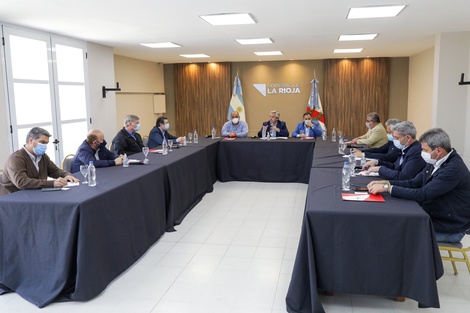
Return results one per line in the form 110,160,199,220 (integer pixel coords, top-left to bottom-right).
80,164,88,184
168,140,174,151
188,132,193,143
142,146,149,161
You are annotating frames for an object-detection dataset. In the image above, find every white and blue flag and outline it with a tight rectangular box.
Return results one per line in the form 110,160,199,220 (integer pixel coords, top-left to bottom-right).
228,74,246,121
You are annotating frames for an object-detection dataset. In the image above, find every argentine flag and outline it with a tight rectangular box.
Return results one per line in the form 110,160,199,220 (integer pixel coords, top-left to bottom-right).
228,74,246,121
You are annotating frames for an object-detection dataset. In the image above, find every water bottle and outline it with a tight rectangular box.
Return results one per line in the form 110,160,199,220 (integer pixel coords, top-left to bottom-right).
88,161,97,187
123,154,129,168
270,127,276,139
342,162,350,190
183,136,187,146
332,128,337,142
262,126,267,139
349,151,356,176
360,154,366,167
266,131,270,141
338,137,344,154
211,126,216,139
322,128,327,141
162,139,168,155
193,129,198,144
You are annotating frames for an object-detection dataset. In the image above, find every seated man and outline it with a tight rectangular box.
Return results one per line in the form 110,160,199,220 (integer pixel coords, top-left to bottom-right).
368,128,470,243
363,121,426,180
257,110,289,137
222,111,249,138
71,129,123,173
0,127,79,196
148,116,184,148
112,114,144,156
353,118,401,163
347,112,388,148
292,112,323,138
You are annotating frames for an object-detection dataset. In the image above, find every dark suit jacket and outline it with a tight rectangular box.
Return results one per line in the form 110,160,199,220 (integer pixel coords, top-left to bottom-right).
391,149,470,234
71,140,116,173
377,140,426,180
363,141,401,163
112,128,144,156
148,126,178,148
257,120,289,137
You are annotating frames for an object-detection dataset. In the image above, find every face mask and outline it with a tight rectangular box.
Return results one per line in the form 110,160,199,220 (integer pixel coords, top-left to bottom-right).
393,138,407,150
304,120,311,126
421,150,437,165
134,123,141,131
33,142,47,156
387,134,394,141
365,122,371,129
164,123,170,130
232,118,239,124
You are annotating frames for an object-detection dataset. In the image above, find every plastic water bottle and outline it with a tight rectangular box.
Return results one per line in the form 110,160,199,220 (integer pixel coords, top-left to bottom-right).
183,136,187,146
123,154,129,168
338,137,344,154
211,126,216,139
332,128,337,142
162,139,168,155
88,161,97,187
270,127,276,139
193,130,198,144
322,128,327,141
262,126,267,139
342,162,350,190
349,151,356,176
360,154,366,167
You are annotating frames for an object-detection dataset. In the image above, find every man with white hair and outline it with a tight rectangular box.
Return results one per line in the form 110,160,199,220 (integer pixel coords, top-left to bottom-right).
112,114,144,156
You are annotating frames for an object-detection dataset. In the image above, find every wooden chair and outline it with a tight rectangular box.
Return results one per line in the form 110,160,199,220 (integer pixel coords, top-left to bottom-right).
438,230,470,275
62,154,75,173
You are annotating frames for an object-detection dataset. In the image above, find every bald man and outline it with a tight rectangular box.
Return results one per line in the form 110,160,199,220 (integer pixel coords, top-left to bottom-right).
71,129,123,173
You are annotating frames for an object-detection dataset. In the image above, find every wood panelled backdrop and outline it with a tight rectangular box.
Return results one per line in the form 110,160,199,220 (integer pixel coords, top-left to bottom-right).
174,63,231,137
174,58,390,138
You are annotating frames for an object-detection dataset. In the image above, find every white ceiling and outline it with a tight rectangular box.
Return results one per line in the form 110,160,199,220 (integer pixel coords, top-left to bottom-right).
1,0,469,64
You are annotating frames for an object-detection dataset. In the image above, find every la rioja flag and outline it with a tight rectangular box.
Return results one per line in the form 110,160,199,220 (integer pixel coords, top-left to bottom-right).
307,76,325,130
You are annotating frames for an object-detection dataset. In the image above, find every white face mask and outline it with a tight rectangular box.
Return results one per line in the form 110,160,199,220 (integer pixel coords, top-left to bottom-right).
393,137,408,150
134,123,141,132
304,120,311,126
365,122,371,129
421,150,437,165
232,118,239,124
164,123,170,130
387,134,394,141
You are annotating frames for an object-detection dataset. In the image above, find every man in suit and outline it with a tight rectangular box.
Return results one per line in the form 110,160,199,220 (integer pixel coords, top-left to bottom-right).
257,110,289,137
353,118,402,163
0,127,79,196
292,112,323,138
347,112,388,148
112,114,144,156
70,129,123,173
368,128,470,243
148,116,184,149
362,121,426,180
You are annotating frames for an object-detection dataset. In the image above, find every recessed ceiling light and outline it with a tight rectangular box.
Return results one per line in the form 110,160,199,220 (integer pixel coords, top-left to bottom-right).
179,54,210,58
334,48,363,53
339,34,378,41
200,13,256,26
347,5,406,19
140,42,181,48
236,38,273,45
254,51,283,56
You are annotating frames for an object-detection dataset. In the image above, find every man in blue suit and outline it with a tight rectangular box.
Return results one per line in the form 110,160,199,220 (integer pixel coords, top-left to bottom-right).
71,129,123,173
368,128,470,243
257,110,289,137
292,112,323,138
148,116,184,149
362,121,426,180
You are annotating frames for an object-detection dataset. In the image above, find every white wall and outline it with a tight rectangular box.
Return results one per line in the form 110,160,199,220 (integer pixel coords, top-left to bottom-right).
0,42,10,169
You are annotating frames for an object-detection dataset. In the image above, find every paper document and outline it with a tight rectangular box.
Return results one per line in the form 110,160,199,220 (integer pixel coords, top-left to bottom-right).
342,192,384,202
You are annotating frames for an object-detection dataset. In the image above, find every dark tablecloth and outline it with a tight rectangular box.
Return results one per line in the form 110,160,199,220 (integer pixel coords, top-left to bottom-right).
286,167,444,312
178,137,221,184
0,163,168,307
217,137,315,183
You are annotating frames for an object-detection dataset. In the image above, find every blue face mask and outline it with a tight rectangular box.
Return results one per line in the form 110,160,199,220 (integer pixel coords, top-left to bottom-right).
387,134,394,141
134,123,141,131
393,138,407,150
33,142,48,156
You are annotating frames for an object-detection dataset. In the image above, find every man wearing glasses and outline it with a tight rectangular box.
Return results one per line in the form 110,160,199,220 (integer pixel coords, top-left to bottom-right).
347,112,388,148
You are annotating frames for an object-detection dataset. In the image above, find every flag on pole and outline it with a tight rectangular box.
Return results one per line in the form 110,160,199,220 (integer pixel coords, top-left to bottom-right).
307,74,325,130
227,74,246,121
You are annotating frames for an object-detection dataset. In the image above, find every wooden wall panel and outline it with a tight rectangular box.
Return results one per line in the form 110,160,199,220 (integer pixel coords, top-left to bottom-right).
324,58,390,138
174,63,231,137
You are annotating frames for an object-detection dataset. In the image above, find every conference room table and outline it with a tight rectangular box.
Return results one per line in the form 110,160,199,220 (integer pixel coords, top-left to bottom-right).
286,144,444,312
0,162,168,308
217,137,315,183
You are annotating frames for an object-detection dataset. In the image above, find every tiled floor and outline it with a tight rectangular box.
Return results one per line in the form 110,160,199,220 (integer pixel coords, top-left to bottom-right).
1,181,470,313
